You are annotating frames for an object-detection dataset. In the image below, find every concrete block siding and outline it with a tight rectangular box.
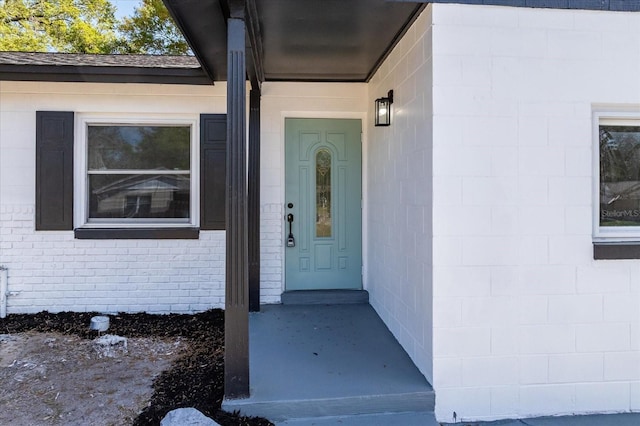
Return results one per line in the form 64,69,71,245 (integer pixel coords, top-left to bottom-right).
367,4,435,385
428,3,640,422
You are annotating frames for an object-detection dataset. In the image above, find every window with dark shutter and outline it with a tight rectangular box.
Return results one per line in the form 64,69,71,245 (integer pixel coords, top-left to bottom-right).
35,112,225,238
36,111,74,230
200,114,227,230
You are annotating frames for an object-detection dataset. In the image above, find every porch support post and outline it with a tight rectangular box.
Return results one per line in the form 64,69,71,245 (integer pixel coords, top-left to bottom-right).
224,6,250,399
248,88,261,312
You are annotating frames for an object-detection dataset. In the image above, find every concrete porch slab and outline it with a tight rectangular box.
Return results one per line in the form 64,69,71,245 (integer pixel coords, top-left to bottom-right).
281,290,369,305
223,304,434,422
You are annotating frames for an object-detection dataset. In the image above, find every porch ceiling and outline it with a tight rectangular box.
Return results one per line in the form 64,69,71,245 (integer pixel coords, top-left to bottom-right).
163,0,426,83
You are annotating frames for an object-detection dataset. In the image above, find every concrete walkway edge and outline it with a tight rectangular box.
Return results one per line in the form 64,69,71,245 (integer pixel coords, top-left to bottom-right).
441,412,640,426
276,412,640,426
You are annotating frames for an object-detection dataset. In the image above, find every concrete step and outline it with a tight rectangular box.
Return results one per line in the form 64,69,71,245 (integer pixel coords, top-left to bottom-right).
224,390,435,422
276,411,439,426
281,290,369,305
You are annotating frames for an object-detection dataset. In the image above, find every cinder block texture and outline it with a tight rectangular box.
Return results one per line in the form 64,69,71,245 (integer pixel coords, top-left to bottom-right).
427,3,640,421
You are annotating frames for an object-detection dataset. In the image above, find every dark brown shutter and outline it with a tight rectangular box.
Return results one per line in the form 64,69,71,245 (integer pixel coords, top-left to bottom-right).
200,114,226,230
36,111,74,230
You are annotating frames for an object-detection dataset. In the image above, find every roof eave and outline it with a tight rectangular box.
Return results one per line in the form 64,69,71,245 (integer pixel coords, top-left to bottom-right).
0,64,212,85
163,0,227,82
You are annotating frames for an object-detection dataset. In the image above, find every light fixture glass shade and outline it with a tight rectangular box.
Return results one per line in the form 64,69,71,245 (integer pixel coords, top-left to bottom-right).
375,90,393,126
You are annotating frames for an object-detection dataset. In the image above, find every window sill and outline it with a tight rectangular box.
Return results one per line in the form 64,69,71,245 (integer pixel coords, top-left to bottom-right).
74,227,199,240
593,242,640,259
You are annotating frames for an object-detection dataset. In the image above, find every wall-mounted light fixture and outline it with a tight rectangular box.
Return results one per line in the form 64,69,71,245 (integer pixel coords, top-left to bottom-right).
375,90,394,127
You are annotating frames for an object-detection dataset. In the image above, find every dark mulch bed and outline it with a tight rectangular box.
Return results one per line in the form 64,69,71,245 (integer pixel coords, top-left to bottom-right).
0,310,273,426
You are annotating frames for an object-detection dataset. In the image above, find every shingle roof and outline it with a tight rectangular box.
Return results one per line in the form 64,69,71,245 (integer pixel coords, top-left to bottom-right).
0,51,211,85
0,51,201,68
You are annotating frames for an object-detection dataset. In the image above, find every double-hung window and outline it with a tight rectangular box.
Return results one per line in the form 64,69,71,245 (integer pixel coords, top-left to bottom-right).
36,111,225,237
77,116,199,228
595,112,640,243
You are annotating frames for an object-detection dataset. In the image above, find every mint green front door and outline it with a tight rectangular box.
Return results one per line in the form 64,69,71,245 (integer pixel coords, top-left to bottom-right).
285,118,362,290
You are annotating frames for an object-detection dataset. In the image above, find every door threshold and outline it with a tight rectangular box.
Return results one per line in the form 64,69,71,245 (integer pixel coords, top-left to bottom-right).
281,290,369,305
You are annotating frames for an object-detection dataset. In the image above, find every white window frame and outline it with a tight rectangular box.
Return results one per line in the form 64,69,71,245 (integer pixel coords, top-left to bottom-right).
75,113,200,228
593,110,640,242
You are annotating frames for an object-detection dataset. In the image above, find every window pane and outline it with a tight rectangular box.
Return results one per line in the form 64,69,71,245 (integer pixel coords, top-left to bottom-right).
88,126,190,171
89,174,190,219
600,125,640,227
316,149,332,237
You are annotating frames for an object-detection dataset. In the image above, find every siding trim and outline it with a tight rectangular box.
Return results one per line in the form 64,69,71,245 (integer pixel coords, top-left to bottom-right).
74,227,200,239
593,243,640,259
0,64,211,85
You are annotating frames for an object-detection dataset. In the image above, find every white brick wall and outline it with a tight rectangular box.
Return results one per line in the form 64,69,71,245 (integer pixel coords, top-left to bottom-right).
0,205,225,313
0,80,370,312
430,3,640,422
260,203,283,303
0,81,228,313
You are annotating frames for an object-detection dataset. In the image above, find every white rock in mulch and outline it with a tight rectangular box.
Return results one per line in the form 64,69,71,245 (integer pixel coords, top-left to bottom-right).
161,408,220,426
92,334,128,358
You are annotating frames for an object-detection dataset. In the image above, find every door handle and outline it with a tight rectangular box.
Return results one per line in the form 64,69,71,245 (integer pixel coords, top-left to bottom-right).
286,213,295,247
